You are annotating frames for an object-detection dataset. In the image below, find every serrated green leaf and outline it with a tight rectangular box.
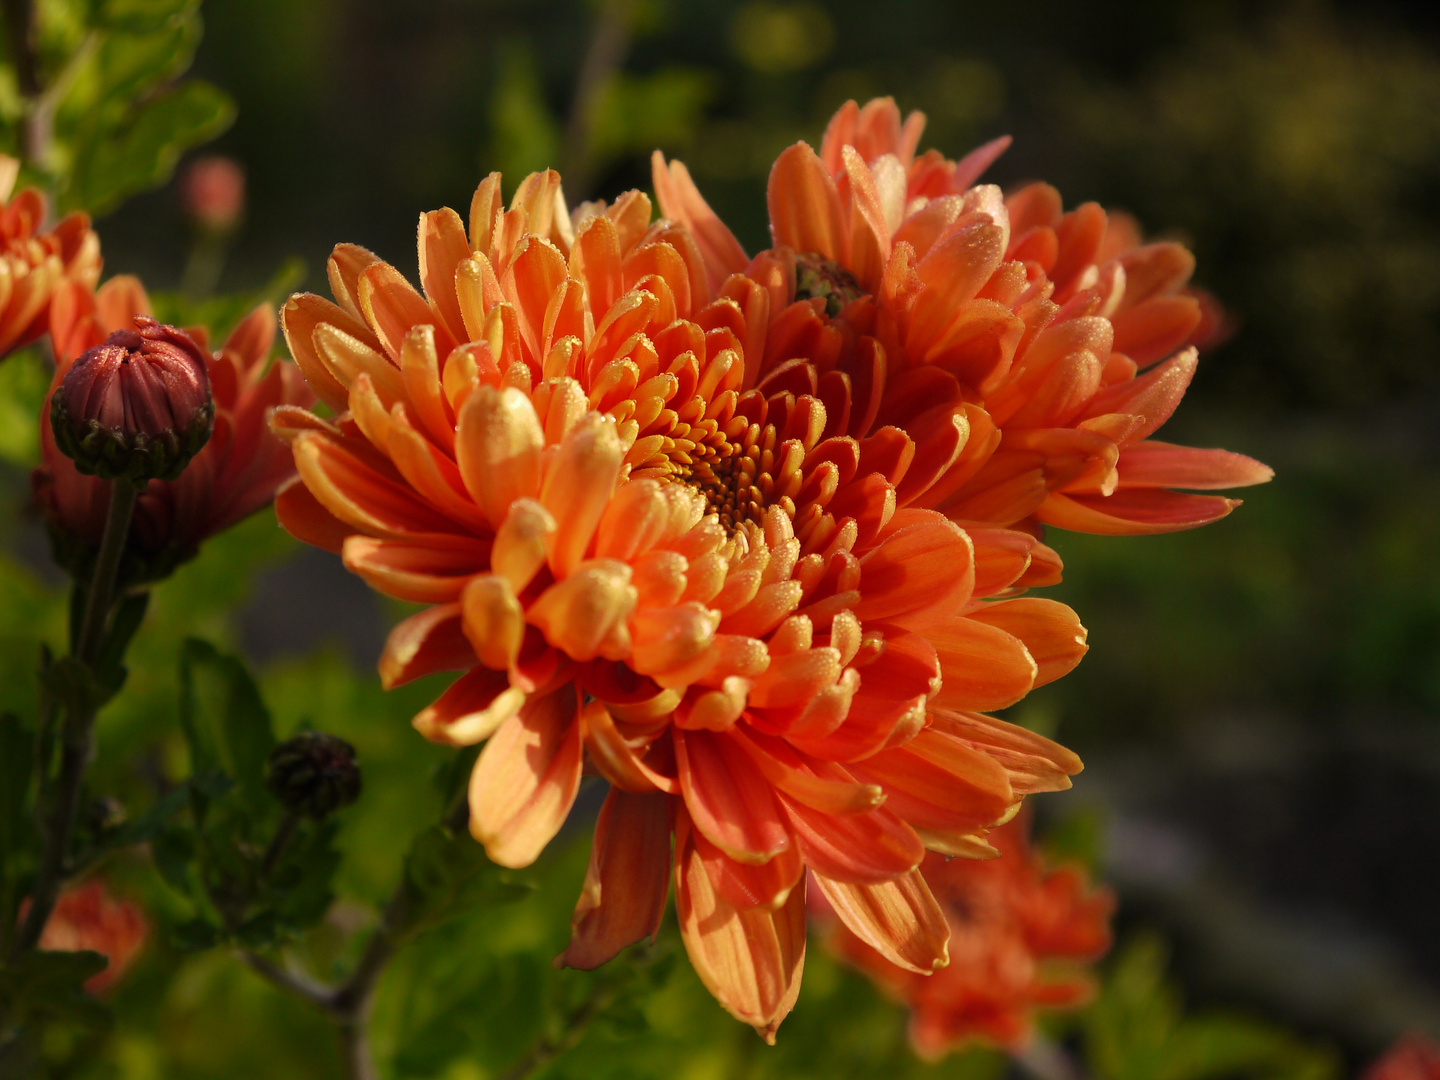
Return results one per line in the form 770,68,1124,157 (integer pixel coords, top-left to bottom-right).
178,638,275,807
401,824,531,937
107,780,191,848
267,820,341,932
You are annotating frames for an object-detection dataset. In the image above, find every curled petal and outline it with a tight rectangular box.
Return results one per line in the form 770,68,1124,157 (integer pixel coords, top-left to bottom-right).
560,789,671,970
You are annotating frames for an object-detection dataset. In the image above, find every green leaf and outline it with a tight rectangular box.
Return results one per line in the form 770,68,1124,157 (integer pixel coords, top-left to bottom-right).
401,824,531,938
1085,935,1340,1080
168,918,221,952
107,778,193,848
178,638,276,807
266,820,342,933
0,948,111,1032
151,825,196,895
65,78,235,215
0,350,52,466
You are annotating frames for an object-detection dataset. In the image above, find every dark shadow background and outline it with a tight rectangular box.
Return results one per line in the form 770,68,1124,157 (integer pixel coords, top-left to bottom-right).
95,0,1440,1059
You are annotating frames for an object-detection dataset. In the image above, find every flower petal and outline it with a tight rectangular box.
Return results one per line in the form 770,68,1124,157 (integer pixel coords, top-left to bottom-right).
560,788,671,970
812,869,949,974
675,808,806,1043
468,685,583,868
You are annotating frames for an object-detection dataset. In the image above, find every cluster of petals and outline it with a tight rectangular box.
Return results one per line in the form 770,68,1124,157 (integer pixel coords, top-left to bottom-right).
1364,1037,1440,1080
26,879,148,994
822,814,1112,1058
273,167,1091,1038
33,276,313,581
0,156,101,360
653,97,1273,536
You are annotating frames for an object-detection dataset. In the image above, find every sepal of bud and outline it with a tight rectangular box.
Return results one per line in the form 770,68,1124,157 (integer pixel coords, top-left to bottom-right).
50,317,214,486
794,252,865,318
265,732,362,819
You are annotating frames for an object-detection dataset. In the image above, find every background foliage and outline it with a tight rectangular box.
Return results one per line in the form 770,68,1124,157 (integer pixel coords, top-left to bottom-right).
1,0,1437,1076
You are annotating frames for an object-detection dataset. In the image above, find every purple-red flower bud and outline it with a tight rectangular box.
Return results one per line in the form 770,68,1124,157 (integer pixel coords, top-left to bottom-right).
50,317,214,486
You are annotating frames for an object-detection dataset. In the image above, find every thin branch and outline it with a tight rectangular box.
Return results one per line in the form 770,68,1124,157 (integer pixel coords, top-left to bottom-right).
237,950,337,1009
259,812,300,879
496,985,615,1080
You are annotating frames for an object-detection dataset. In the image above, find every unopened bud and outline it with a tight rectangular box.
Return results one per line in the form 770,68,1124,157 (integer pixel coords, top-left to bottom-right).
794,252,864,318
50,317,213,486
180,156,245,234
265,733,362,819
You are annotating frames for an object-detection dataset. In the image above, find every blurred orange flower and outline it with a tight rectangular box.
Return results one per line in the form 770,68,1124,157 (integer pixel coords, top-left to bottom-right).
33,276,313,583
274,168,1090,1039
0,156,101,360
1364,1036,1440,1080
28,879,148,994
823,813,1112,1058
654,97,1271,536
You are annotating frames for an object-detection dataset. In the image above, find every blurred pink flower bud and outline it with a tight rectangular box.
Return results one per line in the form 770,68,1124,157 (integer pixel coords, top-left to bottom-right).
180,155,246,233
51,316,214,485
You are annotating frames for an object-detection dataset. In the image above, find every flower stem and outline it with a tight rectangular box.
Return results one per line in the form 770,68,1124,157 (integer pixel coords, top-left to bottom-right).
259,811,300,879
1014,1035,1091,1080
75,481,137,666
10,480,137,959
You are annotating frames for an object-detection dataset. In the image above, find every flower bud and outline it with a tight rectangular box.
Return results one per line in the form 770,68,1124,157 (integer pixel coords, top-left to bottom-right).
50,317,214,486
265,732,362,819
180,156,245,234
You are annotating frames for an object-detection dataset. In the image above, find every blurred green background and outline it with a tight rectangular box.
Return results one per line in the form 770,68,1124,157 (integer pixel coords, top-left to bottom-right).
4,0,1440,1076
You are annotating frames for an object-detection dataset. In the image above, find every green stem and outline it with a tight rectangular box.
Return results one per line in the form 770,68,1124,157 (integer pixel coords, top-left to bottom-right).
497,985,614,1080
75,481,137,666
10,480,136,959
259,812,300,880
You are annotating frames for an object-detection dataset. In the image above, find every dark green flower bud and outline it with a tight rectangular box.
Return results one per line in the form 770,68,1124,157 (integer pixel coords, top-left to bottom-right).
51,317,214,487
265,733,362,819
794,252,865,318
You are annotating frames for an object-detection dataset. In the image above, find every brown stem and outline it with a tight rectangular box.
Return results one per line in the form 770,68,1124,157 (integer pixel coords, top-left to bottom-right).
237,950,336,1008
1,0,50,167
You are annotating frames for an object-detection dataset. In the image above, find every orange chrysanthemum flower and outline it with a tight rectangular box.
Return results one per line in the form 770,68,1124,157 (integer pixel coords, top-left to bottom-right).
274,168,1090,1038
1364,1037,1440,1080
822,813,1112,1058
25,879,148,993
0,156,101,360
654,97,1272,536
33,276,313,582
